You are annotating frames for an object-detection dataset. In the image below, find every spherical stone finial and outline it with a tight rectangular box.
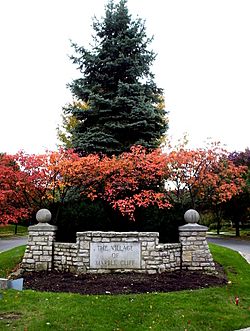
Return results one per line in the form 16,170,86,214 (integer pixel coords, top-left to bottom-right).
184,209,200,224
36,209,52,223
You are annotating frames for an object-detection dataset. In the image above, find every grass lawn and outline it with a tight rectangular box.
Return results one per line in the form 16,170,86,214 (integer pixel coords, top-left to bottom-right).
0,245,26,278
0,244,250,331
0,224,28,238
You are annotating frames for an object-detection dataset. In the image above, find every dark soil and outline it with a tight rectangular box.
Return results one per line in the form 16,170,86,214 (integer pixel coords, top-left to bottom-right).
23,263,227,295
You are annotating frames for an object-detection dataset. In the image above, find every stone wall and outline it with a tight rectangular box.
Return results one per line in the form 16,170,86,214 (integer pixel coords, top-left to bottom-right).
52,232,181,274
21,209,215,274
22,223,57,272
54,242,78,273
179,224,214,270
179,209,215,271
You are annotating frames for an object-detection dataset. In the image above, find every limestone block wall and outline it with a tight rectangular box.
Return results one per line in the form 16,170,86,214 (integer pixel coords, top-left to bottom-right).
51,232,181,274
179,225,215,270
21,209,215,274
78,231,160,273
179,209,215,271
22,224,57,272
158,243,181,272
53,243,78,273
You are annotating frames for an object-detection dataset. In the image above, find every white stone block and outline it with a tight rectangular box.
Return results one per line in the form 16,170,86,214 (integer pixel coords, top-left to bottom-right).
40,256,51,262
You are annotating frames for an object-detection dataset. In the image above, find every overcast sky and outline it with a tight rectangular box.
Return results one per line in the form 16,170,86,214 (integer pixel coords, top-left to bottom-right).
0,0,249,154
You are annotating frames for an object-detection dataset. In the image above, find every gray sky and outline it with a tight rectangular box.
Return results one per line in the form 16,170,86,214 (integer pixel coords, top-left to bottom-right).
0,0,249,154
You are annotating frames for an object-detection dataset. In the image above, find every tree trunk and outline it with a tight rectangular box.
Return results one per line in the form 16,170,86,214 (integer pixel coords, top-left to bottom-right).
216,220,220,235
235,219,240,237
214,206,222,235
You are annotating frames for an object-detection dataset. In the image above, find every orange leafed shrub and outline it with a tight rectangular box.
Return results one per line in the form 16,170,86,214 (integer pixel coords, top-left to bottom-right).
166,144,247,207
0,143,247,225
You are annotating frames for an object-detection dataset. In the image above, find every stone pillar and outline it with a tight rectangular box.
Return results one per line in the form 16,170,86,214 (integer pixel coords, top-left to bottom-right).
179,209,215,271
22,209,57,272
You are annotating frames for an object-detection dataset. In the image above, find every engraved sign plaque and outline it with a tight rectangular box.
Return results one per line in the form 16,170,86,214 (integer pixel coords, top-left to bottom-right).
90,242,141,269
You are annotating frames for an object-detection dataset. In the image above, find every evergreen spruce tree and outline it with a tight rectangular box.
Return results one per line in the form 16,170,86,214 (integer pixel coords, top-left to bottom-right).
65,0,168,155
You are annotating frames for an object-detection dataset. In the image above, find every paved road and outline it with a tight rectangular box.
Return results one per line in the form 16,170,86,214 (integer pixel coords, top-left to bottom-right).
0,237,28,253
208,237,250,263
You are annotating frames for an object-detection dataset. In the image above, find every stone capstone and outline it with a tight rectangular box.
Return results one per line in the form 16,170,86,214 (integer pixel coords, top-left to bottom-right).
184,209,200,224
36,209,52,223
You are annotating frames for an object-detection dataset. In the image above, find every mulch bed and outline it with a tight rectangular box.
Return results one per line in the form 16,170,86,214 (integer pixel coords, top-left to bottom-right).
23,263,228,295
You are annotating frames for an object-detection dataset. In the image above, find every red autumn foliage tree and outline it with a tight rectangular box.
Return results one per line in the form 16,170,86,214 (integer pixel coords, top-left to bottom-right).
87,146,171,220
1,143,247,227
166,144,247,208
50,146,172,220
224,148,250,236
166,143,247,233
0,154,31,224
14,149,81,207
1,147,172,224
0,149,82,225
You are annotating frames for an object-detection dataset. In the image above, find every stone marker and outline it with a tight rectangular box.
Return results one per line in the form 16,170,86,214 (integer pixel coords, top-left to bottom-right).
90,242,141,269
22,208,215,273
